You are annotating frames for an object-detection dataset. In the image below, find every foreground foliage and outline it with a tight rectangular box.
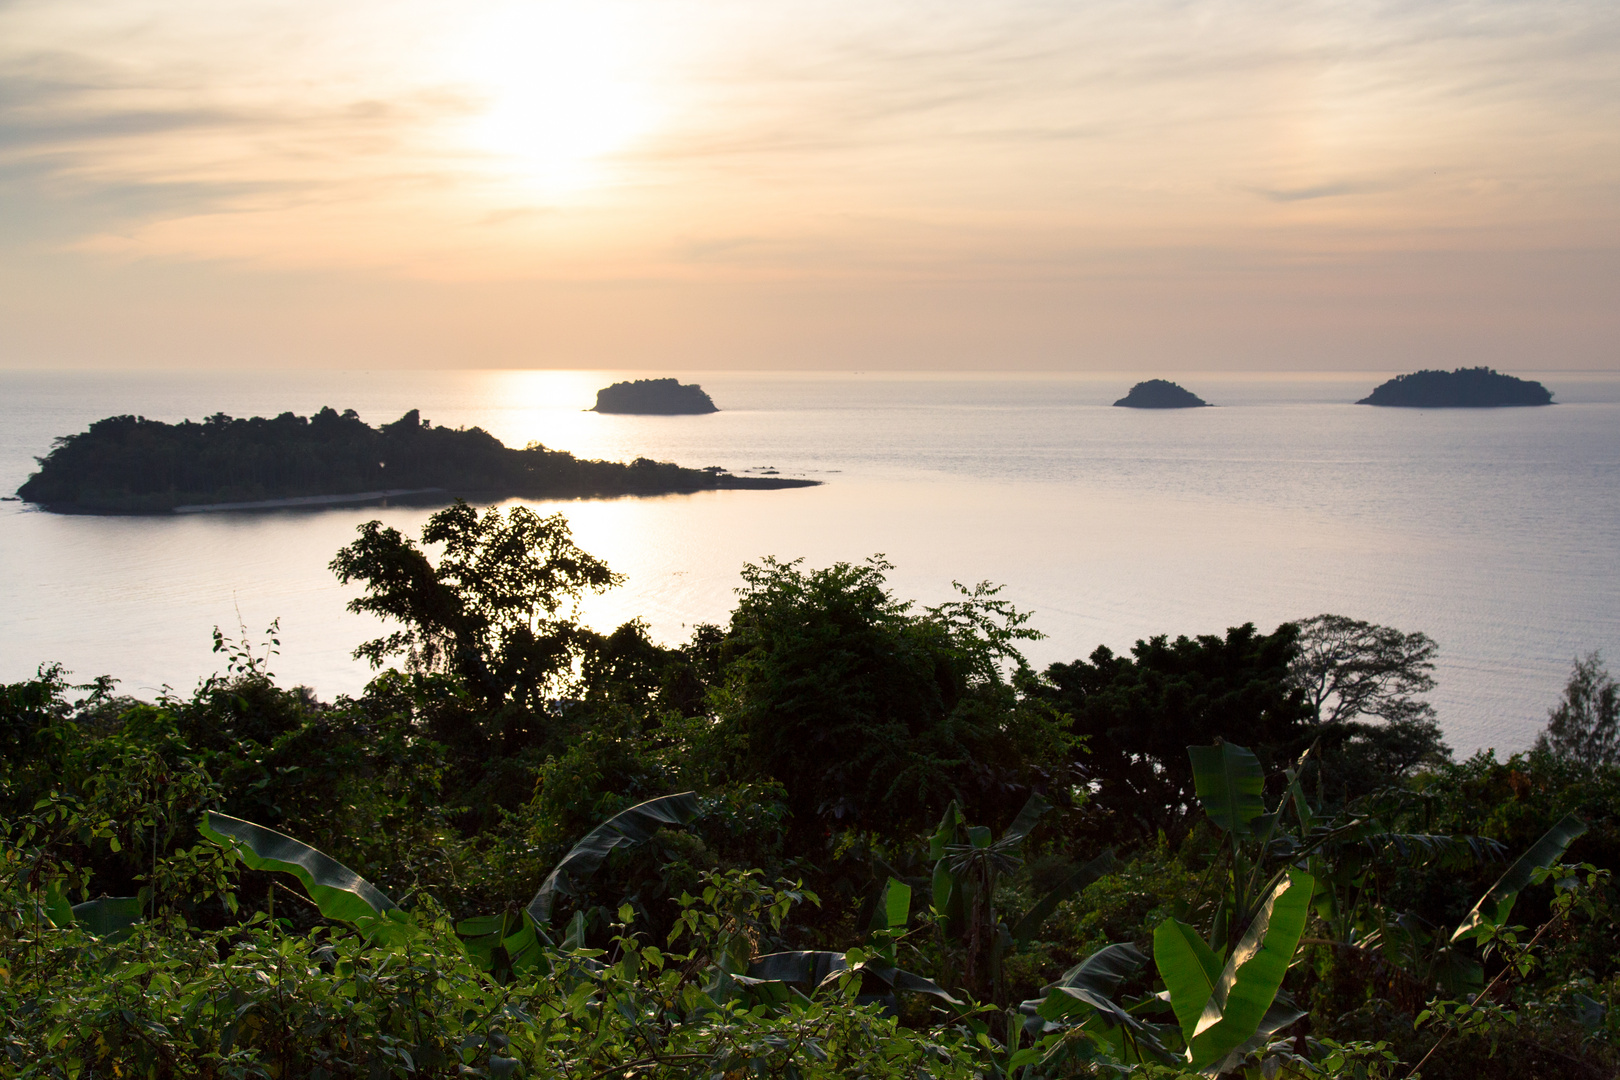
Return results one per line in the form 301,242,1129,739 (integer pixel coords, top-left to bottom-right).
3,505,1616,1078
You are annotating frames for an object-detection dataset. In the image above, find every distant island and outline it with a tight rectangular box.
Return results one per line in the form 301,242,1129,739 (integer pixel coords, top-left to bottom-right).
1357,367,1553,408
17,408,816,514
1114,379,1209,409
591,379,718,415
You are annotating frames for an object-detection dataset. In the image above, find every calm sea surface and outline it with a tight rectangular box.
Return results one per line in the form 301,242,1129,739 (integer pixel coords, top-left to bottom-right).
3,368,1617,756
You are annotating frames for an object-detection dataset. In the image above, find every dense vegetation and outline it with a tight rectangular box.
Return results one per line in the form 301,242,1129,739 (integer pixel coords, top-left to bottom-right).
1356,369,1553,408
4,504,1616,1078
591,379,719,415
16,408,807,513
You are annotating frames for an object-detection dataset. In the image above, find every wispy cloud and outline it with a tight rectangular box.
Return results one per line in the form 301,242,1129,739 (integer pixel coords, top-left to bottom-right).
1,0,1618,367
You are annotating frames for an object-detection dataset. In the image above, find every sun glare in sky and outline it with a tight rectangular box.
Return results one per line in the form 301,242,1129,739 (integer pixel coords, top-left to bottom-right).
1,0,1617,370
450,2,657,196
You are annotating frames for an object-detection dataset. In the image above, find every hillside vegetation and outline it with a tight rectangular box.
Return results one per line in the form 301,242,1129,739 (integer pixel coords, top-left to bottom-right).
4,504,1616,1078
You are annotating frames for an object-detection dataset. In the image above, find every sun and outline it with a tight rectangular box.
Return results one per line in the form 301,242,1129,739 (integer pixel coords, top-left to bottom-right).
452,2,655,195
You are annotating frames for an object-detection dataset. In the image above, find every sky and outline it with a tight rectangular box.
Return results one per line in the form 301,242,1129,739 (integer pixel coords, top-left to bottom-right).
2,0,1618,372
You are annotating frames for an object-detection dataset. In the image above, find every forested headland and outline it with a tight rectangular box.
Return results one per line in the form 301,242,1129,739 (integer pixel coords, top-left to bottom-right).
16,408,814,514
4,504,1617,1078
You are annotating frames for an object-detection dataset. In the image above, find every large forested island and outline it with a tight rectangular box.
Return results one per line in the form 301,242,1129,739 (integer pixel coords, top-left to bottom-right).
591,378,719,414
1358,367,1553,407
16,407,814,513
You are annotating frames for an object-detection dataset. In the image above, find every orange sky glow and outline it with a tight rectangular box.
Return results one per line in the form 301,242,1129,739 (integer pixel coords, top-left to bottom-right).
3,0,1618,370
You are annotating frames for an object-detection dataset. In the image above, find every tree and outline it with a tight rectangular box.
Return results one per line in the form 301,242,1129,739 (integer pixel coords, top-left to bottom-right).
1534,651,1619,767
714,557,1073,845
329,502,621,715
1039,623,1310,842
1286,615,1450,787
1288,614,1438,726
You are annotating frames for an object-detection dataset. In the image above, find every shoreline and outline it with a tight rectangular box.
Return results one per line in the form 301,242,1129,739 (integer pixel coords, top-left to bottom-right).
173,488,447,513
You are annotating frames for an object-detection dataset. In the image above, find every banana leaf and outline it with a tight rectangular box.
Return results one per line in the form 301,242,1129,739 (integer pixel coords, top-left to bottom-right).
1012,849,1116,946
1001,793,1052,847
743,951,962,1004
200,811,397,930
869,877,912,934
526,791,700,925
1204,995,1308,1077
71,896,144,941
1366,832,1505,866
1153,919,1224,1042
1187,870,1314,1073
456,910,554,975
864,963,963,1005
928,802,969,932
745,950,850,990
1035,942,1150,1028
1188,743,1267,836
1452,812,1587,943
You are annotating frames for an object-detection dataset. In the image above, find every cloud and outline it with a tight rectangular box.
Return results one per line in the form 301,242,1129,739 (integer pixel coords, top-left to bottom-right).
0,0,1618,371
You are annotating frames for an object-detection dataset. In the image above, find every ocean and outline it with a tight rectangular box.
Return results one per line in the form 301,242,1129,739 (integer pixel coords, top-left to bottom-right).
3,367,1617,756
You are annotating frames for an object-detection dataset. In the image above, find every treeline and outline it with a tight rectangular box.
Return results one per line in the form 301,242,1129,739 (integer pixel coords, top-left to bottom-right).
2,504,1616,1078
17,408,813,513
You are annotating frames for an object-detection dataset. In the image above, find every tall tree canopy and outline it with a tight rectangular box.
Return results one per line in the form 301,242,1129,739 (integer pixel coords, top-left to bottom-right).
1287,614,1438,726
1039,624,1309,842
1535,652,1619,768
330,502,621,715
714,557,1075,844
1286,614,1449,790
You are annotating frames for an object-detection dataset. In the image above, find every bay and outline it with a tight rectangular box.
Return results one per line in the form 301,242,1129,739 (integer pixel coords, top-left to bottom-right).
2,368,1617,756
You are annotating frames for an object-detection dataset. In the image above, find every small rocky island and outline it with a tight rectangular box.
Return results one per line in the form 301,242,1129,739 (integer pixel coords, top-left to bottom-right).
591,378,718,415
17,408,815,514
1358,367,1553,408
1113,379,1209,409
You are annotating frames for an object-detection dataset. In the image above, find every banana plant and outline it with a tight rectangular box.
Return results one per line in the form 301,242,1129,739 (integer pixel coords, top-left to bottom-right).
461,790,701,976
32,880,144,943
1020,942,1178,1070
1153,870,1313,1075
738,876,962,1009
1017,744,1316,1076
1452,810,1587,944
929,794,1114,1005
1017,890,1314,1080
200,810,411,943
200,792,703,967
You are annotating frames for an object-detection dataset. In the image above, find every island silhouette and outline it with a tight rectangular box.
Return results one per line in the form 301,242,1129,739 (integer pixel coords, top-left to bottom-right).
1357,367,1553,407
17,408,815,514
1114,379,1209,408
591,378,718,414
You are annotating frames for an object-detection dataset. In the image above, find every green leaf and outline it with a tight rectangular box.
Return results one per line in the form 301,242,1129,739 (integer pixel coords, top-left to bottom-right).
1012,850,1115,946
1188,870,1314,1073
928,801,968,931
1154,919,1224,1042
71,897,143,941
1036,942,1149,1027
199,811,396,929
869,877,912,933
526,792,700,925
1188,742,1266,836
43,881,74,930
928,801,967,861
1452,812,1587,943
745,950,849,990
1000,792,1051,847
863,963,964,1005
